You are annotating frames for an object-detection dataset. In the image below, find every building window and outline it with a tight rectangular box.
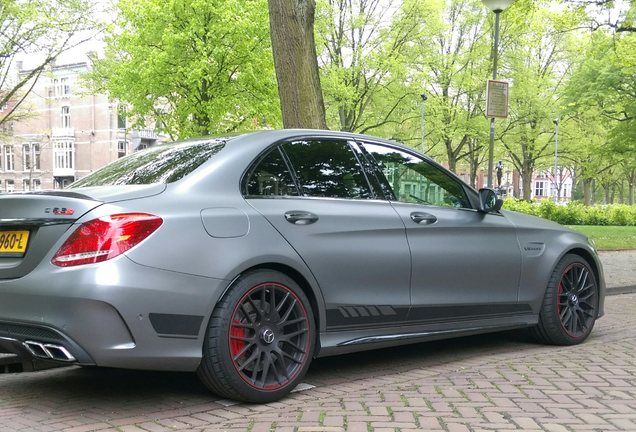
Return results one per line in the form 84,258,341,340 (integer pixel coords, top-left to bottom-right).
21,143,39,171
32,179,41,190
52,77,71,97
117,140,127,158
32,143,41,170
22,143,40,171
5,179,14,193
23,179,30,191
22,144,30,171
61,106,71,128
61,77,71,96
534,181,546,197
3,145,14,171
53,141,74,170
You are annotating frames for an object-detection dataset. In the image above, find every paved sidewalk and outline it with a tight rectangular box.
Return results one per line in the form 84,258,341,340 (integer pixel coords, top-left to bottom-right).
599,250,636,294
1,293,635,431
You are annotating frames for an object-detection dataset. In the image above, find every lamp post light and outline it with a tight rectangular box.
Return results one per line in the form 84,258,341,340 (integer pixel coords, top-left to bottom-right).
482,0,513,188
420,93,427,155
553,117,559,203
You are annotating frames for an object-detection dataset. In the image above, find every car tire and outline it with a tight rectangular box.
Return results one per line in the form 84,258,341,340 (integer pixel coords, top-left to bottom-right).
197,269,315,403
531,254,599,346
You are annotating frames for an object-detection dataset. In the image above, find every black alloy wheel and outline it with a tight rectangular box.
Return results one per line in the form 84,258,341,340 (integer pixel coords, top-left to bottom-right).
198,270,315,403
556,262,597,338
229,281,311,390
532,254,599,345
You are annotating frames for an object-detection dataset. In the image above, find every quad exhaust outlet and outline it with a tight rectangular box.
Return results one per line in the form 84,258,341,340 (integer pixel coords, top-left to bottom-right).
23,341,76,362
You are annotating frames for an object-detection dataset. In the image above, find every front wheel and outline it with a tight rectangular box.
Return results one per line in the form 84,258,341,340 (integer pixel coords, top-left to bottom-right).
198,270,315,403
531,254,599,345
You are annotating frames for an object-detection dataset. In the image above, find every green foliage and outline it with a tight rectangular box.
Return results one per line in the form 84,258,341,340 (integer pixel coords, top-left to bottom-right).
503,198,636,226
316,0,432,136
87,0,279,139
0,0,96,126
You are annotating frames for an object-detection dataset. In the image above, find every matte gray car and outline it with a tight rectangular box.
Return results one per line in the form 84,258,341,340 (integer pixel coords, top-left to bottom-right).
0,129,605,402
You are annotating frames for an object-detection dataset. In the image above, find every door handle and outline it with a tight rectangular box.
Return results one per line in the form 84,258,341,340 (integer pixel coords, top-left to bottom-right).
284,211,319,225
410,212,437,225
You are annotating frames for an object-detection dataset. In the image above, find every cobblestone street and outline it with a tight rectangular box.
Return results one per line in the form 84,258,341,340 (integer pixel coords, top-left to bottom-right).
0,293,635,432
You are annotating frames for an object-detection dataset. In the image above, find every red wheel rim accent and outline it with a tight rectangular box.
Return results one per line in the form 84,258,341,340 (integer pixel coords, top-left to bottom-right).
228,282,310,391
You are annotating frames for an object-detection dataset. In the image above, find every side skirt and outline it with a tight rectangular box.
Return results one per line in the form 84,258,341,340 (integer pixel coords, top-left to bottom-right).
316,313,537,357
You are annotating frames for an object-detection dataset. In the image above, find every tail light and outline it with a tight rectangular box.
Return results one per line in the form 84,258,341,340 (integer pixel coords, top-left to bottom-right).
52,213,163,267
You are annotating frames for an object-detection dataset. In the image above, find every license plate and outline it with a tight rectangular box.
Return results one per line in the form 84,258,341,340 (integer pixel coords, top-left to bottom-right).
0,230,30,257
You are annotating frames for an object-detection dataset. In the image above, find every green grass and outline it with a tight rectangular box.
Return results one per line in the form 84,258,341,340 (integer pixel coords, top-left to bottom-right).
567,225,636,251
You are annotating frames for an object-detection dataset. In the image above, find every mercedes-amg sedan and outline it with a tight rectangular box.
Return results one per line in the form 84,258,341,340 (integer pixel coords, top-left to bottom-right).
0,130,604,402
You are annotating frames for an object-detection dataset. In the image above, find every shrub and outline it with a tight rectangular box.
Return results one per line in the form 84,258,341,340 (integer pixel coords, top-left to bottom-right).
501,199,636,226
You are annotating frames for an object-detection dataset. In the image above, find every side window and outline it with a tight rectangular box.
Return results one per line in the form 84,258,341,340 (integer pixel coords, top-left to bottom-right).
245,147,298,196
362,143,470,209
283,139,372,199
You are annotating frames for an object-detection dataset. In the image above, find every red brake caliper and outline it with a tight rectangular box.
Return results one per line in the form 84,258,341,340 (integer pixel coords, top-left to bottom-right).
229,321,246,358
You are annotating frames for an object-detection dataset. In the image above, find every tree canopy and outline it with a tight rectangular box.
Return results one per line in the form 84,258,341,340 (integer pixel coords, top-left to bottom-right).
36,0,635,203
0,0,95,127
88,0,280,139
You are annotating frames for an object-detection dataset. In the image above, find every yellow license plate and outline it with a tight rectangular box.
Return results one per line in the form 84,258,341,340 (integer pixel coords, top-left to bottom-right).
0,230,30,256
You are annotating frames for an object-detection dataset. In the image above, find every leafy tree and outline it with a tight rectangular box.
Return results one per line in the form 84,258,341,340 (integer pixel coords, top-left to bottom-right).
88,0,279,139
565,0,636,33
0,0,95,127
498,1,582,200
268,0,327,129
565,29,635,203
316,0,429,134
405,0,492,174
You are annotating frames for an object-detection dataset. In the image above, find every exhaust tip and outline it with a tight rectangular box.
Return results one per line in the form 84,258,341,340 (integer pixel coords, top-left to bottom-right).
43,344,76,362
23,341,76,362
23,341,48,358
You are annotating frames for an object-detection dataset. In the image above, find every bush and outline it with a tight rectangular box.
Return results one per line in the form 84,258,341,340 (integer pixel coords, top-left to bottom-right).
502,199,636,226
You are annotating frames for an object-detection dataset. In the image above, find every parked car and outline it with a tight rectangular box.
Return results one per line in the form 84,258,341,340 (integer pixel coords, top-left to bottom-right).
0,130,604,402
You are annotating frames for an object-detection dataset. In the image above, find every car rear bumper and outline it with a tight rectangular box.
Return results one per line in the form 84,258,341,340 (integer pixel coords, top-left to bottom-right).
0,256,228,371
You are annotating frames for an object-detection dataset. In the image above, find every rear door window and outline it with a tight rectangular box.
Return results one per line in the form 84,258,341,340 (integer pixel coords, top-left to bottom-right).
244,147,299,197
282,139,373,199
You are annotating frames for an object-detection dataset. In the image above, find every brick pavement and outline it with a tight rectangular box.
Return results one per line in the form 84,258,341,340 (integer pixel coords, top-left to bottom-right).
1,293,635,431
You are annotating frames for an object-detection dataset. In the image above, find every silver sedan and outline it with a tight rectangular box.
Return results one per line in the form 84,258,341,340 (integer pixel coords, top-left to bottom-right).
0,129,605,402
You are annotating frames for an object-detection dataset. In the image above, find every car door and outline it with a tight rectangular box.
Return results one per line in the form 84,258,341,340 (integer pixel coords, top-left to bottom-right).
359,141,524,323
244,138,411,331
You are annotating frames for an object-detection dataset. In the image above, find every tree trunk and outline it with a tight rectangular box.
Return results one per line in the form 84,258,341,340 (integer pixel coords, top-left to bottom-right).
521,170,532,201
583,179,593,206
268,0,327,129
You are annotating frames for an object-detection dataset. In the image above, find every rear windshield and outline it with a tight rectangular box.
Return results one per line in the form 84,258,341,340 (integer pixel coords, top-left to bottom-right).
70,139,226,187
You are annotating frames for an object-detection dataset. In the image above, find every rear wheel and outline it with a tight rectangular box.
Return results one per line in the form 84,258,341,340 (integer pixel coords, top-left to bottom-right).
532,254,599,345
198,270,314,403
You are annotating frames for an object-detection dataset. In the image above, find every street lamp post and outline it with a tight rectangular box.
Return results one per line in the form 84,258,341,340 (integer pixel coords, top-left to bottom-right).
420,93,427,155
553,118,559,203
482,0,513,188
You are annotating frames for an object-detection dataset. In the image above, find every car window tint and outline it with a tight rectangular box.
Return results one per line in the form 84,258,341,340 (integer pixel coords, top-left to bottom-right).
70,140,226,187
362,143,470,209
245,147,298,196
283,140,372,199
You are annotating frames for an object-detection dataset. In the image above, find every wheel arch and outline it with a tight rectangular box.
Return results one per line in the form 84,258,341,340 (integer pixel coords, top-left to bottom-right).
565,247,601,286
560,247,605,318
216,261,326,355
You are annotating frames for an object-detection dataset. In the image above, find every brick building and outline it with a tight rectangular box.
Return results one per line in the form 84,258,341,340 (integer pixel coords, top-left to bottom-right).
0,56,162,192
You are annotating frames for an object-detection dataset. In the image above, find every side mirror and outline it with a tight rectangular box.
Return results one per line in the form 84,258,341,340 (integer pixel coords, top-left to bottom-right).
478,188,503,213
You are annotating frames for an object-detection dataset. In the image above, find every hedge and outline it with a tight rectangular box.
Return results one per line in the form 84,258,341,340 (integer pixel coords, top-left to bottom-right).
501,199,636,226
